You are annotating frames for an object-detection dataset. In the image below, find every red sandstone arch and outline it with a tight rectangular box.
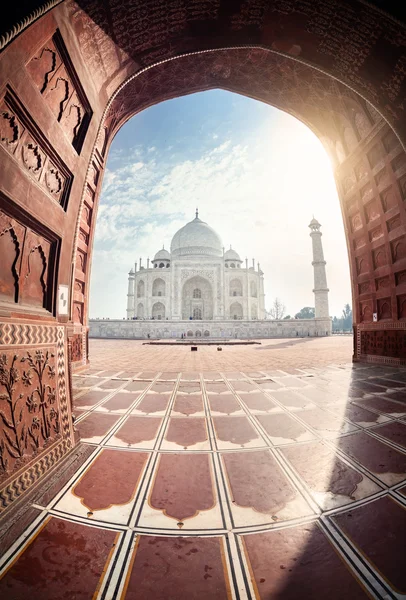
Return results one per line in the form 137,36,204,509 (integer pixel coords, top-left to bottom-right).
0,0,405,511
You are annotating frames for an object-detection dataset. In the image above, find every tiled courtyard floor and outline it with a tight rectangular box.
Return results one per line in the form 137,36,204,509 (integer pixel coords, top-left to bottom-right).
1,337,406,599
87,335,354,371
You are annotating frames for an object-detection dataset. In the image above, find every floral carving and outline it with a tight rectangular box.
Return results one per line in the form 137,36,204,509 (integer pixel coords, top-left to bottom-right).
22,141,44,176
0,109,21,149
45,166,63,197
0,349,59,477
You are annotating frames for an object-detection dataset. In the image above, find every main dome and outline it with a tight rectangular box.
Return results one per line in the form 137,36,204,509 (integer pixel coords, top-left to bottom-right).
170,215,223,258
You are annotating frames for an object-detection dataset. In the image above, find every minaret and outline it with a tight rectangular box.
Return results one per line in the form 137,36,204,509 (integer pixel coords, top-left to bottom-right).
126,268,135,319
309,217,329,318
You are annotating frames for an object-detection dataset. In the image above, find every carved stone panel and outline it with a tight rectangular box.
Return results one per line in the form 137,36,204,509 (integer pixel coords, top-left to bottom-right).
69,334,83,362
0,87,72,209
26,30,92,153
360,330,406,359
0,348,60,481
0,198,60,314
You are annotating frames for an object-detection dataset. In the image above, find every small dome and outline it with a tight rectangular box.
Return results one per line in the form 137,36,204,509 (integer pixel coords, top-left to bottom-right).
153,248,171,261
171,214,223,258
224,248,241,261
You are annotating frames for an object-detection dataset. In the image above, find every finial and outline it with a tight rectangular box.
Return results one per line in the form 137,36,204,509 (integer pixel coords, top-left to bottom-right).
163,244,165,250
195,207,199,219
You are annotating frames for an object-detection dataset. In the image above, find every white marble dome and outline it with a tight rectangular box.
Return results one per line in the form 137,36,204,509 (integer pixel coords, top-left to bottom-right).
153,248,171,261
224,248,241,261
171,216,223,257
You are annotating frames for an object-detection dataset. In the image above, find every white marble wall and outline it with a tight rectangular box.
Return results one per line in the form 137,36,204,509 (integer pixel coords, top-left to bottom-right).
90,317,332,339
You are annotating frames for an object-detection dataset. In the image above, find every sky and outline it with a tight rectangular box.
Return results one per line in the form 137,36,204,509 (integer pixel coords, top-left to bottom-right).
89,89,352,319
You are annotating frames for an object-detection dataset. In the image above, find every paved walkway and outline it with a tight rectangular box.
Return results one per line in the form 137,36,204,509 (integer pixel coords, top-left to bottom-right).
1,341,405,599
88,336,354,371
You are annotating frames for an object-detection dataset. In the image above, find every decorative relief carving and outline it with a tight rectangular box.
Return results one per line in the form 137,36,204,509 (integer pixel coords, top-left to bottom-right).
0,200,59,313
73,302,84,325
398,295,406,319
69,334,83,362
342,173,355,193
0,348,59,479
387,216,401,232
0,105,23,152
377,298,392,320
360,301,373,323
380,187,397,212
0,87,72,209
26,30,92,153
395,271,406,286
382,130,399,154
391,238,406,262
375,168,389,188
21,138,45,179
373,247,387,269
44,164,64,200
369,226,383,242
392,154,406,173
358,282,370,294
367,145,384,169
360,330,406,359
361,183,373,203
180,270,215,283
355,160,368,181
376,277,390,290
398,174,406,200
365,200,380,223
351,213,362,232
353,236,366,250
356,256,369,275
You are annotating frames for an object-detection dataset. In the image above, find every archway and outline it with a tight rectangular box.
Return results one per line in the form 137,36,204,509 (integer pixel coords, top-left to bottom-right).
152,301,165,320
137,302,144,319
230,302,243,320
0,0,405,527
137,280,145,298
230,278,243,297
152,278,165,297
182,276,213,320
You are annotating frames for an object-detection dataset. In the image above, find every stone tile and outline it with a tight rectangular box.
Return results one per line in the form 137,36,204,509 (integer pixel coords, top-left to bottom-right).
0,517,119,599
107,416,162,448
132,394,170,415
371,421,406,448
242,523,370,599
296,407,358,438
172,395,205,416
256,413,315,445
162,417,209,450
96,392,139,413
213,416,266,448
337,431,406,485
238,392,280,413
222,450,313,525
353,396,406,417
208,394,243,415
332,496,406,594
327,403,391,427
282,441,380,509
122,536,231,599
271,389,316,410
76,413,121,442
73,390,110,410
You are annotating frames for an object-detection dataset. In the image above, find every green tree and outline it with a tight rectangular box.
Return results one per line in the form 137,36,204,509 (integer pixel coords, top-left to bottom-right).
295,307,315,319
283,314,291,319
341,303,353,330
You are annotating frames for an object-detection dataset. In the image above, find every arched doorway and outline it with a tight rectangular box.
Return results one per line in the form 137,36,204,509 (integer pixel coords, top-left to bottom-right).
230,302,243,320
152,301,165,320
182,276,213,320
0,0,405,519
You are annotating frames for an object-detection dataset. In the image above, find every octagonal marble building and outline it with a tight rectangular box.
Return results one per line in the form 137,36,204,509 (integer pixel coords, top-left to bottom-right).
126,211,265,321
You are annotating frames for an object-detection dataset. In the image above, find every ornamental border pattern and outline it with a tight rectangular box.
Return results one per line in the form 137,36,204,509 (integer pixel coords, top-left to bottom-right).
0,323,74,512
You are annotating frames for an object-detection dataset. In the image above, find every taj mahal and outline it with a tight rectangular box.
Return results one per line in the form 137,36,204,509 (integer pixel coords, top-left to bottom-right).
126,210,265,322
90,211,332,339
